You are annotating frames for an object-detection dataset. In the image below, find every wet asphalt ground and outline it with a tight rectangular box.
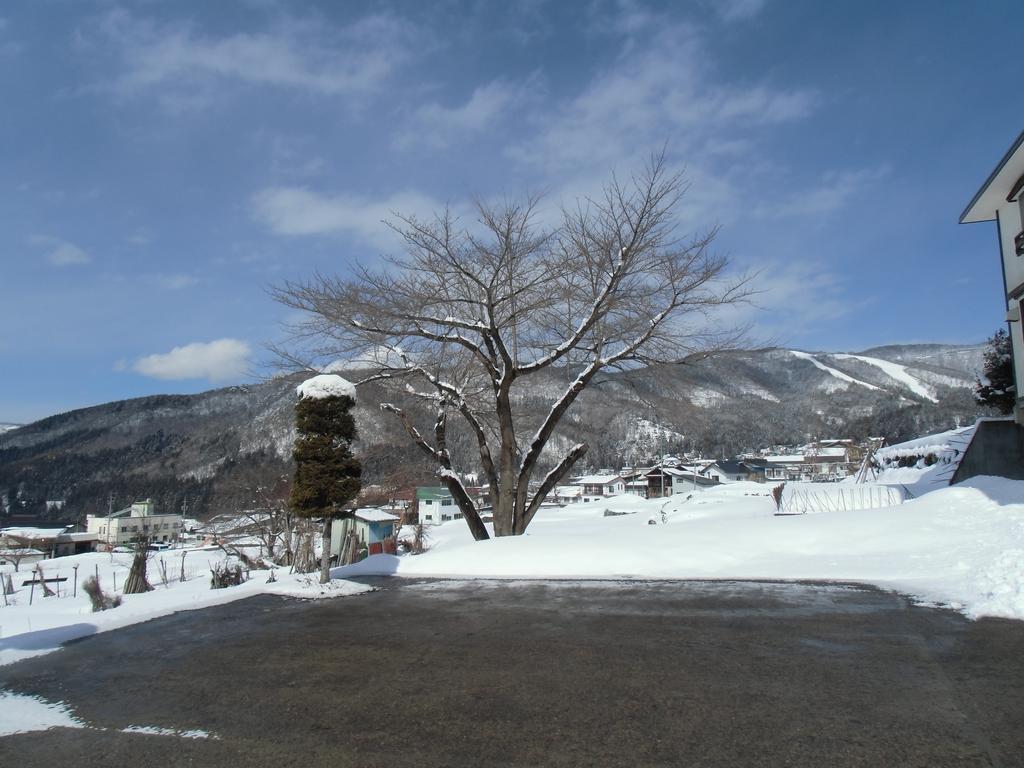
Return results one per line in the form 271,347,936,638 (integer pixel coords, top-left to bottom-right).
1,579,1023,767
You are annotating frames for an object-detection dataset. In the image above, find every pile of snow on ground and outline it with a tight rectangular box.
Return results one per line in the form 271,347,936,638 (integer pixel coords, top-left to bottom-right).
873,422,977,491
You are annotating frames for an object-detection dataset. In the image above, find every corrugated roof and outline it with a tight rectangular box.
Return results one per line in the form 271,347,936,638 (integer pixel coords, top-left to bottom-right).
354,508,401,522
574,474,622,485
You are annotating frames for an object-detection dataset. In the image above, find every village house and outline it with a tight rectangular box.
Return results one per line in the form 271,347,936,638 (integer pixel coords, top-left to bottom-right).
415,486,464,525
548,485,584,504
702,459,763,483
0,527,97,563
86,499,183,549
571,474,625,501
645,466,719,498
331,508,401,561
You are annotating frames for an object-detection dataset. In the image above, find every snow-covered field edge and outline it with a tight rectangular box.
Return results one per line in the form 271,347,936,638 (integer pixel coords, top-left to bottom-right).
337,477,1024,623
0,551,372,668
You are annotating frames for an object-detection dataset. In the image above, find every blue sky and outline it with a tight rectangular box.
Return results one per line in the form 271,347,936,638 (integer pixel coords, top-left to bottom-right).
2,0,1022,423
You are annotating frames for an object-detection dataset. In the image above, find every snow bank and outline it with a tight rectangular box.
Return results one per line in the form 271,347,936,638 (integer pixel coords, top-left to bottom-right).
873,422,977,491
296,374,356,400
341,478,1024,621
779,483,905,514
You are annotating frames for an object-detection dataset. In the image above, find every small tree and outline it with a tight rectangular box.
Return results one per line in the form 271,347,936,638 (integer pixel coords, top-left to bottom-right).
0,547,39,572
976,328,1015,414
289,375,362,584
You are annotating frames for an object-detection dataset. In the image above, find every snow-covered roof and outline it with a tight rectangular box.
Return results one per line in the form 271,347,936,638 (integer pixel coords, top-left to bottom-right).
661,467,693,477
353,508,400,523
814,446,848,458
873,422,980,490
554,486,583,496
875,423,976,462
574,474,622,485
1,527,68,541
297,374,356,400
762,455,806,463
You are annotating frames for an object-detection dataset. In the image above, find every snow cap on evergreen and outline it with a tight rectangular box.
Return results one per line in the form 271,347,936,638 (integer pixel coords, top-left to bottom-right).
296,374,356,401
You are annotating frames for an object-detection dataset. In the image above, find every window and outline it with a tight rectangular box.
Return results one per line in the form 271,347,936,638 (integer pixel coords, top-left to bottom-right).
424,499,433,505
441,498,453,506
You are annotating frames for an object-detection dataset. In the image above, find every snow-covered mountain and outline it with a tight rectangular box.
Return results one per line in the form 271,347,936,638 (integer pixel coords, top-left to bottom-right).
0,343,988,522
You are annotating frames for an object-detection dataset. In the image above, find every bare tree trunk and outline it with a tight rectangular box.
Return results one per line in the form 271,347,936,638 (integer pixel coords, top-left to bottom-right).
319,519,332,585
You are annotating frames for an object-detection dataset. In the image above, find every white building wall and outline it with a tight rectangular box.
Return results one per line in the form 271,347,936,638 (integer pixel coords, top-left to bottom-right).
995,206,1024,421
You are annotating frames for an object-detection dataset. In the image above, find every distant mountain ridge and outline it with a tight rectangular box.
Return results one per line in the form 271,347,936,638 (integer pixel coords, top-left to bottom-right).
0,343,988,523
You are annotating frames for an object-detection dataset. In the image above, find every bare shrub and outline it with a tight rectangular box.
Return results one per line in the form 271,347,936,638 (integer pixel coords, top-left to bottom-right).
82,575,122,611
210,562,248,589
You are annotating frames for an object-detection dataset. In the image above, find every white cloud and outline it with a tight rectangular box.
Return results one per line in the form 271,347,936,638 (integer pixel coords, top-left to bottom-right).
506,18,815,177
95,10,417,103
29,235,92,266
754,167,889,219
398,78,538,149
251,186,448,248
132,339,251,382
711,259,860,347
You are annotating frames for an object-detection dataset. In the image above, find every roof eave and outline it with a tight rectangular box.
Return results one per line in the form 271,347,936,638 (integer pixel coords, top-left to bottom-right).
961,128,1024,224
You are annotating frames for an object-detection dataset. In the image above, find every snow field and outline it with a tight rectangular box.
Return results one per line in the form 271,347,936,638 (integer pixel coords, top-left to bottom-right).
342,477,1024,622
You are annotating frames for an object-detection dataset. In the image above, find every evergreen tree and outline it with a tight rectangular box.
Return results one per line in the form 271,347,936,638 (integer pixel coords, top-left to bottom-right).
289,379,361,584
975,328,1015,415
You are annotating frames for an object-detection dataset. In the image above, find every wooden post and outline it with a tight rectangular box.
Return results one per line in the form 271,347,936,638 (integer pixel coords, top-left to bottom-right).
180,551,187,582
113,571,117,592
29,578,35,605
73,564,79,598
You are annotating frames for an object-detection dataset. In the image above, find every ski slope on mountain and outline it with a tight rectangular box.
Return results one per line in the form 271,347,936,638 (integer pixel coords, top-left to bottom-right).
788,350,880,391
835,353,938,402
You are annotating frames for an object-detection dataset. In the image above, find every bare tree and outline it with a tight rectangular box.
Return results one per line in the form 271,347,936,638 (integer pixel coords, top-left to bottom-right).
230,474,296,566
274,154,749,540
0,547,40,572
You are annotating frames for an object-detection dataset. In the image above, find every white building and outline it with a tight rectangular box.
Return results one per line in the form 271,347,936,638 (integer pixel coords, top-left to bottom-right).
549,485,584,504
962,129,1024,424
572,474,625,502
86,499,183,549
416,487,464,525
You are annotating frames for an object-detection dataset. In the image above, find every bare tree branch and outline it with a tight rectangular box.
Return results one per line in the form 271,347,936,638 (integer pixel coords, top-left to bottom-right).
273,152,751,540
